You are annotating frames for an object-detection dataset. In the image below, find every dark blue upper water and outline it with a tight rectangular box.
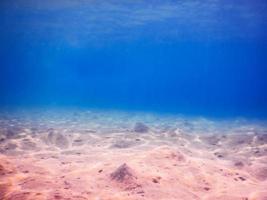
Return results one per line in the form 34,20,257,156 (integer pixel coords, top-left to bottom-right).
0,0,267,118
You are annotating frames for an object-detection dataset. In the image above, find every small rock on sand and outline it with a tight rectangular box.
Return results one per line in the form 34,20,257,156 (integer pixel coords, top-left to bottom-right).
133,122,149,133
110,163,135,182
111,140,136,149
72,139,85,146
233,161,245,168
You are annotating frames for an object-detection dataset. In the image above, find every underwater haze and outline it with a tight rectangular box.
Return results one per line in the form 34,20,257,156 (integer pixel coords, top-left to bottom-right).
2,1,267,200
0,0,267,117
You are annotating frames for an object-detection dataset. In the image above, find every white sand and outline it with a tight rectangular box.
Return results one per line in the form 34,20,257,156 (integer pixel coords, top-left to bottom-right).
0,109,267,200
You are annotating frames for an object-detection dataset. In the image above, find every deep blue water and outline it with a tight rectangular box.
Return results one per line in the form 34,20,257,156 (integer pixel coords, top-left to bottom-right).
0,0,267,118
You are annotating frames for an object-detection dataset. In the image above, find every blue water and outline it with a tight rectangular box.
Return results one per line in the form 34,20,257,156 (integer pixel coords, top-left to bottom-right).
0,0,267,118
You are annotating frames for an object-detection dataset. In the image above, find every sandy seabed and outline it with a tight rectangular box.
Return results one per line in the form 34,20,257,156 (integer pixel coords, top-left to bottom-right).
0,109,267,200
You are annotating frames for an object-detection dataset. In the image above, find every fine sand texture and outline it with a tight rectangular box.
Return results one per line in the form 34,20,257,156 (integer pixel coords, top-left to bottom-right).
0,109,267,200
